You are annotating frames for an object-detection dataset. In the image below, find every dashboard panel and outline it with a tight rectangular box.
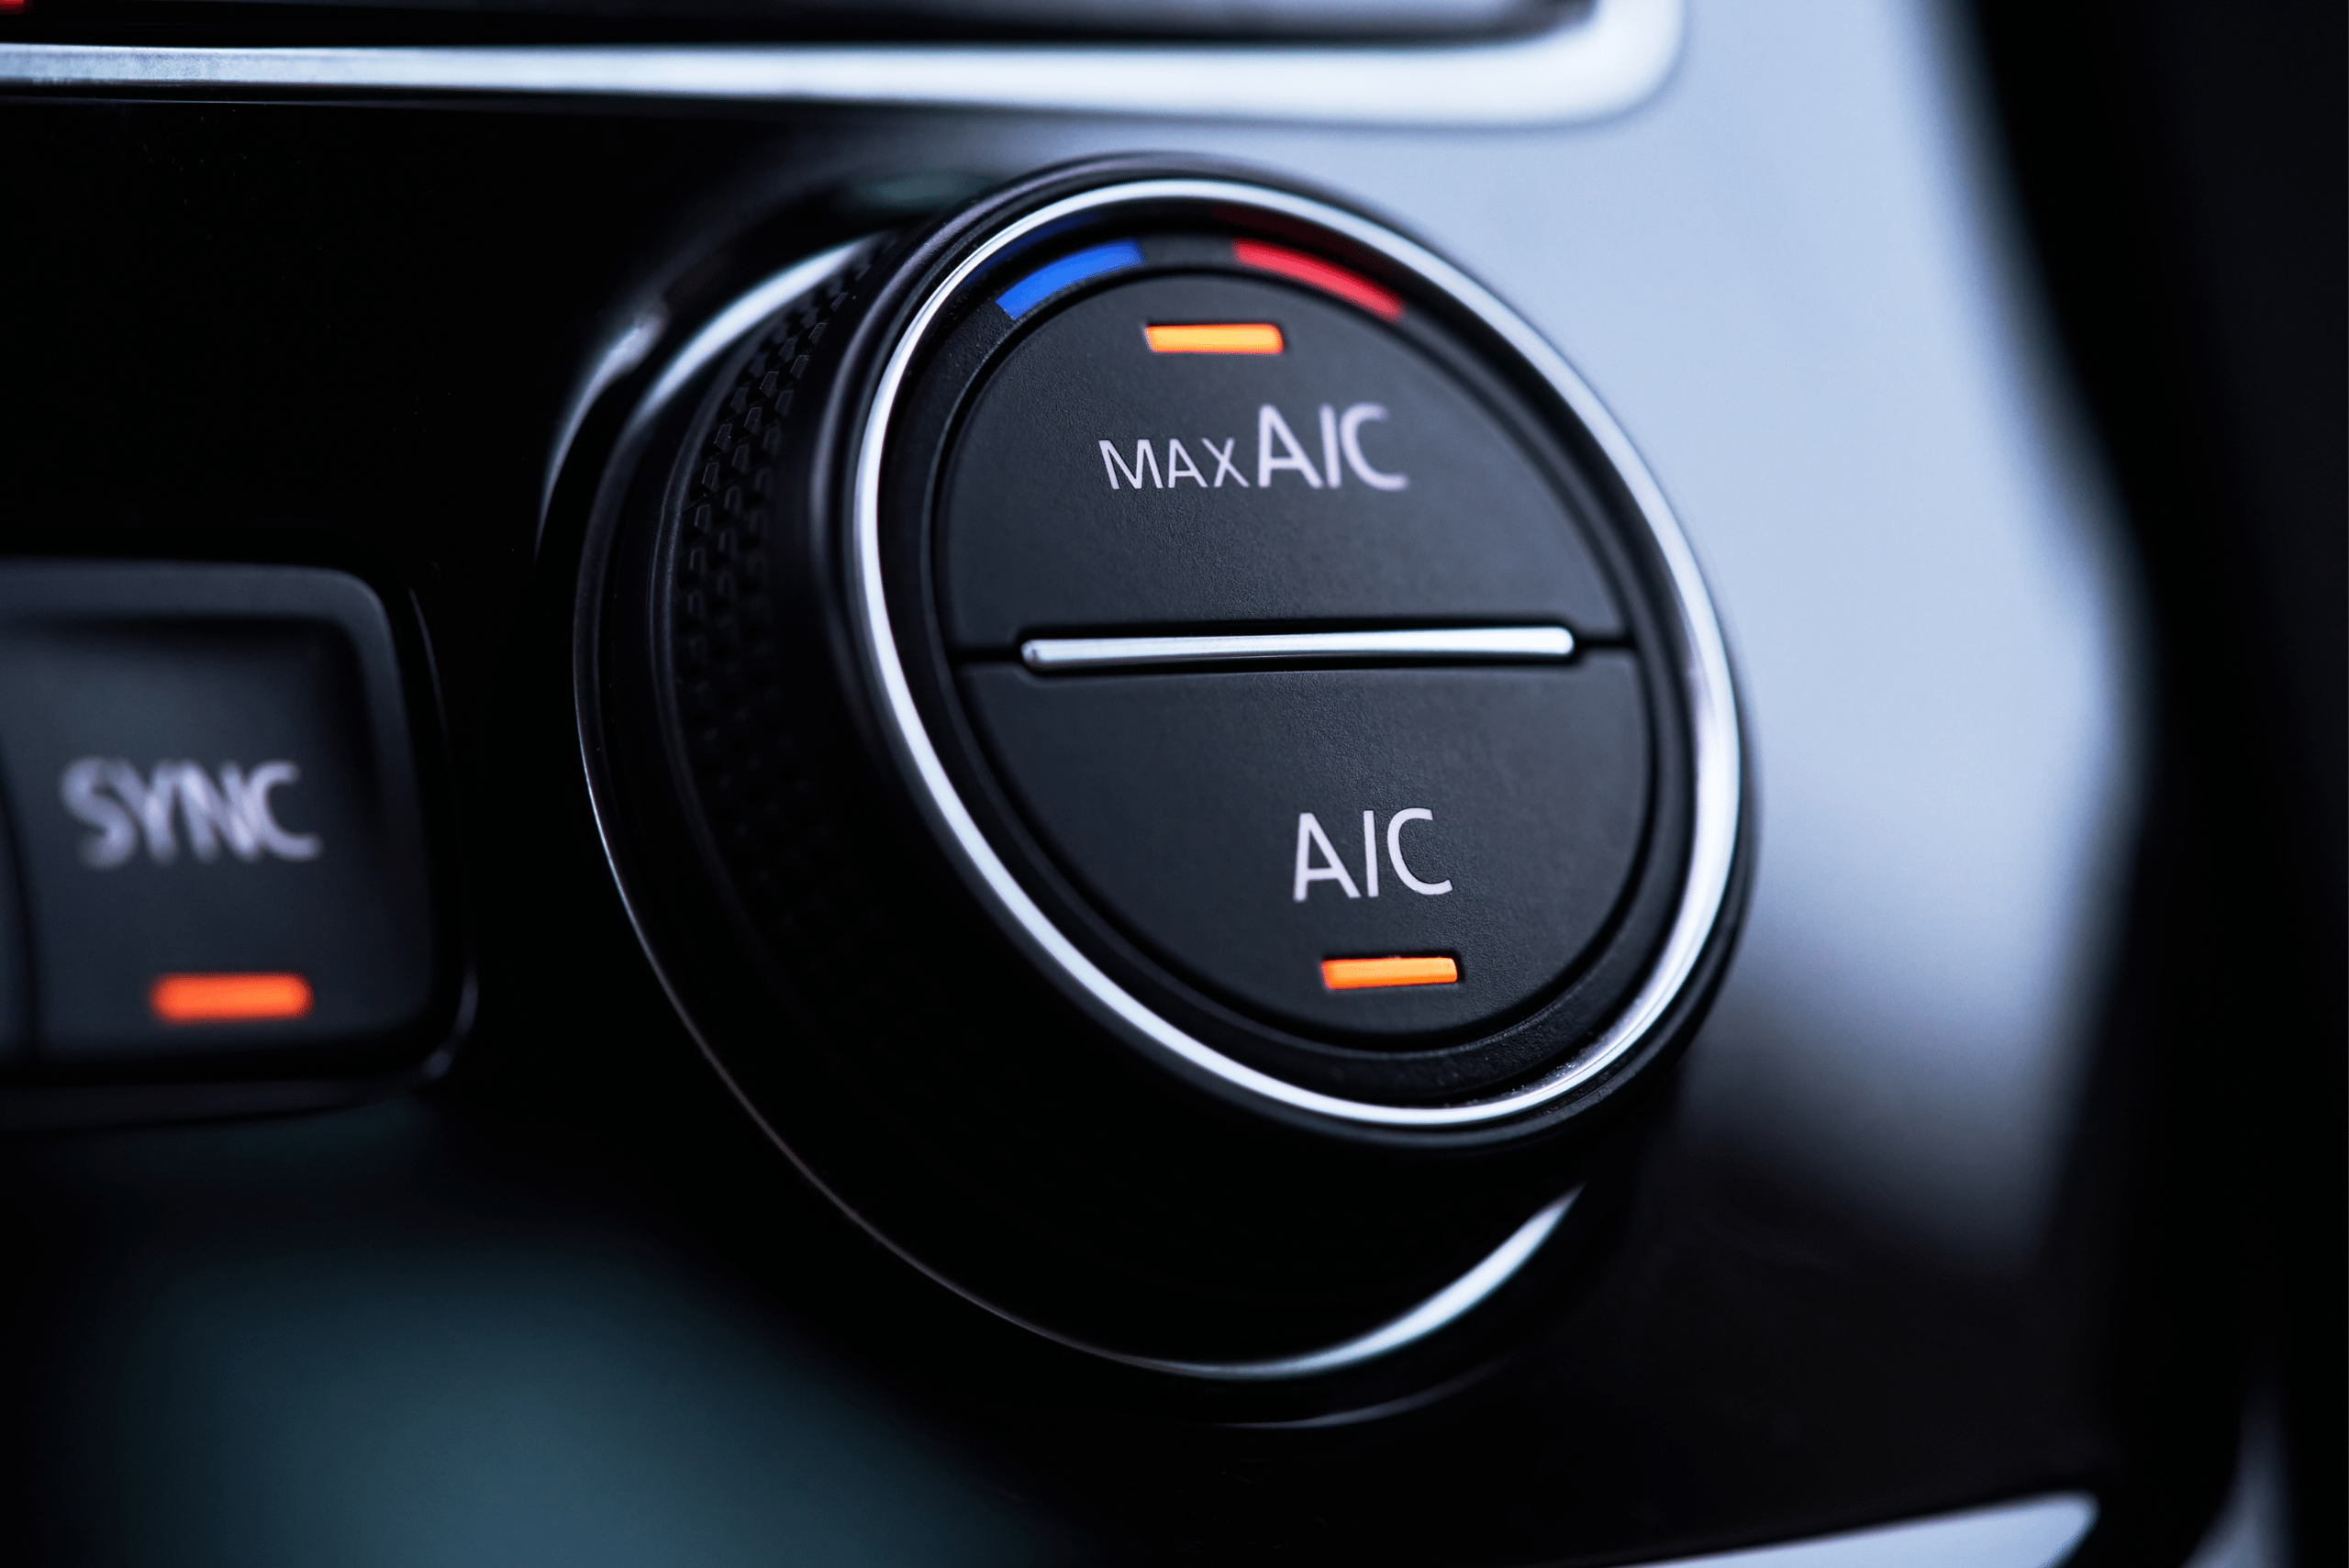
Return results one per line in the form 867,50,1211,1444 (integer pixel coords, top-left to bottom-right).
0,2,2336,1563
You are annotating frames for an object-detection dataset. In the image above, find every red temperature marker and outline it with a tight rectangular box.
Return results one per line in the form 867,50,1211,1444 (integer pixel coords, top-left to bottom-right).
1232,240,1405,321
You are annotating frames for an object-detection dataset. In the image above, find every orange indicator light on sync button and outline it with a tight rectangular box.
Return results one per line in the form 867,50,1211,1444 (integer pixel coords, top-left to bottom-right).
150,973,315,1025
1144,322,1285,354
1321,956,1459,991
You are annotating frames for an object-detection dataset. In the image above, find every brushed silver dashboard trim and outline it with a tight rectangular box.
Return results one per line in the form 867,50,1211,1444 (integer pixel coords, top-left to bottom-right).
0,0,1678,127
850,176,1743,1131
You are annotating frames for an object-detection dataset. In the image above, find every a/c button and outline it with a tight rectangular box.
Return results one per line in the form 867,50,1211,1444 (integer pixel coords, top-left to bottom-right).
959,659,1650,1040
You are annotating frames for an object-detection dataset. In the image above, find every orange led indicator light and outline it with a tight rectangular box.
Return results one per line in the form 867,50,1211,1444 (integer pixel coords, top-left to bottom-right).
1320,956,1459,991
1144,322,1286,355
150,973,314,1025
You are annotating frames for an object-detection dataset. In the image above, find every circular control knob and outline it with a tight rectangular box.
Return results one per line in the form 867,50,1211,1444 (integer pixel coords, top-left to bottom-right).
576,159,1749,1377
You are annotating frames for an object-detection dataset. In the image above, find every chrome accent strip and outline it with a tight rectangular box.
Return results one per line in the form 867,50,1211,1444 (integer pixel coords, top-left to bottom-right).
850,177,1742,1130
0,0,1679,128
1621,1492,2097,1568
1019,625,1575,672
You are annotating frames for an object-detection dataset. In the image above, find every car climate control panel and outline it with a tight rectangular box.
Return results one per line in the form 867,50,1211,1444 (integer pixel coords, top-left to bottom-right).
574,160,1750,1374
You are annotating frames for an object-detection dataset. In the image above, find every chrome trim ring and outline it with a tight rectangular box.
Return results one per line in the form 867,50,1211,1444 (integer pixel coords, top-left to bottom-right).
1090,1188,1577,1381
850,177,1742,1131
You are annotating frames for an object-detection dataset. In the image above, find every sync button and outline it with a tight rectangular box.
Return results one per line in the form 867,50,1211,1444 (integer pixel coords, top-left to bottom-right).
0,564,439,1065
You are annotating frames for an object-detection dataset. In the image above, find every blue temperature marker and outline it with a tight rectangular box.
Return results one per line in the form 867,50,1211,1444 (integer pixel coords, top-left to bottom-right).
995,240,1145,319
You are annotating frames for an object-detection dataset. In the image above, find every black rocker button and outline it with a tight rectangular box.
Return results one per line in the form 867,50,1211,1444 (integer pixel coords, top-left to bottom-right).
960,657,1651,1040
939,272,1624,651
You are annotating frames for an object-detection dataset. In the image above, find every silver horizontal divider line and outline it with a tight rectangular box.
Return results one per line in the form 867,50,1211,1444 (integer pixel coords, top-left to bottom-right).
1019,624,1576,672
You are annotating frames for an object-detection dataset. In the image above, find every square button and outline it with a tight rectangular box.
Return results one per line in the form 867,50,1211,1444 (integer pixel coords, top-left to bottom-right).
0,563,440,1065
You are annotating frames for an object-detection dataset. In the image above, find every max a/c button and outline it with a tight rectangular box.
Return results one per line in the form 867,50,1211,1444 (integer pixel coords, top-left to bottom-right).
0,563,440,1066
